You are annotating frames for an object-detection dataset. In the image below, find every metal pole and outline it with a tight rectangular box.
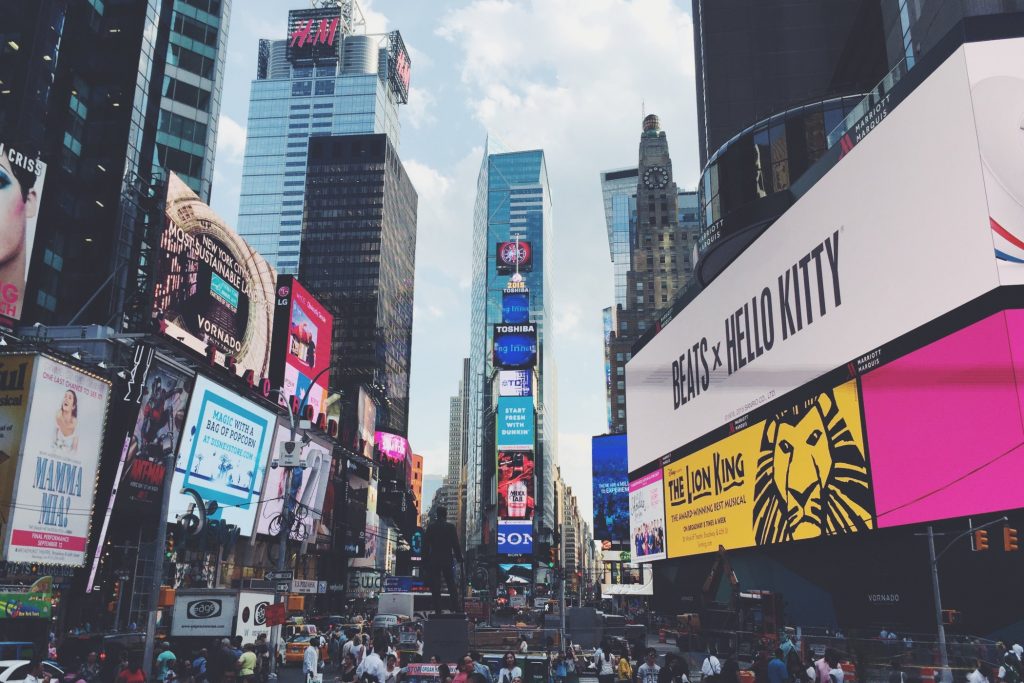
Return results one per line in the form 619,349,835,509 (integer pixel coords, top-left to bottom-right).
142,452,176,678
267,465,293,683
560,537,566,645
927,526,950,674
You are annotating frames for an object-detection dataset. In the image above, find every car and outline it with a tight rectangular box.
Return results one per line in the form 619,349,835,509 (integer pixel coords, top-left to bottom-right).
371,613,405,630
285,635,314,666
0,660,64,683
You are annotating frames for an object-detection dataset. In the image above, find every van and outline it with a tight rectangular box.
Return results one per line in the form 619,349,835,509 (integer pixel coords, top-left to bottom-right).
377,593,415,619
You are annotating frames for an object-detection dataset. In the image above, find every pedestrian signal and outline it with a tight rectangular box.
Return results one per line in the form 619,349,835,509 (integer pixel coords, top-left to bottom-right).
1004,526,1019,552
974,529,989,551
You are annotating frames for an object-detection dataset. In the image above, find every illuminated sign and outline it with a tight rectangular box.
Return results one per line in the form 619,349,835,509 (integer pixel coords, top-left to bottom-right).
388,31,411,104
496,241,533,275
269,275,334,419
498,520,534,555
286,8,342,63
0,141,46,320
497,449,534,520
502,291,530,324
592,434,629,548
493,324,537,369
496,396,534,448
498,370,532,397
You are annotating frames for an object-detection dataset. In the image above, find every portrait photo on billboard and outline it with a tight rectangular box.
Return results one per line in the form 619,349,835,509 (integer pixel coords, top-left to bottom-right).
4,357,110,566
124,360,192,506
166,375,274,535
493,324,537,369
0,142,46,320
272,276,333,419
357,387,376,459
496,240,533,275
497,448,535,519
592,434,629,547
151,174,277,379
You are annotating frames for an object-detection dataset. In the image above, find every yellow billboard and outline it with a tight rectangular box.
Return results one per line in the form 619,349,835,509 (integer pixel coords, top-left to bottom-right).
664,379,874,558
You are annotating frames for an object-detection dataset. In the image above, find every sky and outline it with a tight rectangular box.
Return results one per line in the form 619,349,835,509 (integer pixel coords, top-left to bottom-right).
208,0,701,529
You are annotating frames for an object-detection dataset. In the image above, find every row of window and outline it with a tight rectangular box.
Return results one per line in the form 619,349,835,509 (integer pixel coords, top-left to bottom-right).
168,41,216,80
172,12,218,49
158,108,208,146
162,76,212,111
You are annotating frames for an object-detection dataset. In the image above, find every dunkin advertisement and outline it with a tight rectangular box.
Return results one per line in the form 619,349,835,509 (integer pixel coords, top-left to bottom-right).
4,357,110,565
497,448,534,520
270,276,333,419
0,142,46,320
152,174,277,380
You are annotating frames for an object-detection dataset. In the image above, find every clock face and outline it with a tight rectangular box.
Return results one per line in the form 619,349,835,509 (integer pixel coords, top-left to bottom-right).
643,165,669,189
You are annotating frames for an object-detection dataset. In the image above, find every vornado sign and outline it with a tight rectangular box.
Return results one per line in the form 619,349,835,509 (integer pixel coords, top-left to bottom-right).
626,41,1012,473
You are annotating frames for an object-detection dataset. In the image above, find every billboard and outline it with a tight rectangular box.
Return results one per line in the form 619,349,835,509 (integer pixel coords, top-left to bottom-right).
270,276,333,419
591,434,629,547
628,469,665,562
625,41,1008,473
0,355,32,543
167,375,274,535
375,431,410,465
493,324,537,369
152,174,277,381
496,396,534,448
600,550,653,596
498,370,532,397
357,387,376,460
255,422,332,539
123,358,192,506
171,591,238,637
497,520,533,555
286,7,341,63
235,591,273,642
4,357,110,565
497,449,534,520
502,291,530,324
496,241,533,275
0,142,45,320
498,563,532,585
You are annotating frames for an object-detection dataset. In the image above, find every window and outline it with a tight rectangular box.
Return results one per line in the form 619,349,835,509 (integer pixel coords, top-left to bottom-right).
616,367,624,376
315,80,335,96
172,13,218,47
615,353,623,361
291,81,312,97
163,77,211,110
168,43,214,79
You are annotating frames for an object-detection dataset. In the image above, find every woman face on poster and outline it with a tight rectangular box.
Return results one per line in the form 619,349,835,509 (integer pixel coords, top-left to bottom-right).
0,152,38,290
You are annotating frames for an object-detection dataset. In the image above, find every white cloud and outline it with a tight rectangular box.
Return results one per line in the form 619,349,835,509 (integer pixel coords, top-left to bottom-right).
404,87,437,129
216,114,247,166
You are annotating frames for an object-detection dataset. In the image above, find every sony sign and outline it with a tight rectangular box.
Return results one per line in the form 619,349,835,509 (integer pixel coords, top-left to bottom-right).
497,520,533,555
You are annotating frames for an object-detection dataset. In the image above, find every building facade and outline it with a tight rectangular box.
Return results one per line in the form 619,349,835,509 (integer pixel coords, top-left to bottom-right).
467,145,557,580
411,453,423,525
440,357,470,544
299,133,417,435
236,4,409,273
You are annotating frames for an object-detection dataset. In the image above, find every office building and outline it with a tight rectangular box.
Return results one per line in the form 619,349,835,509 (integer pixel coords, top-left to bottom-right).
236,3,410,273
467,144,557,582
441,358,470,543
0,0,230,327
300,133,417,435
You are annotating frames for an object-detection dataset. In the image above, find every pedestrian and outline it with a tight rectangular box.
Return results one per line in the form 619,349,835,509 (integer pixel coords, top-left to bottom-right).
156,643,177,682
81,652,101,683
178,659,195,683
304,636,322,683
340,653,358,683
615,648,633,683
596,639,616,683
967,664,992,683
811,650,839,683
192,649,209,683
660,655,678,683
237,643,258,683
701,650,722,683
438,664,454,683
720,655,741,683
498,652,524,683
356,636,390,683
519,637,530,654
1000,649,1021,683
636,649,660,683
24,658,52,683
116,655,146,683
471,652,493,683
768,650,787,683
254,635,269,681
385,654,401,683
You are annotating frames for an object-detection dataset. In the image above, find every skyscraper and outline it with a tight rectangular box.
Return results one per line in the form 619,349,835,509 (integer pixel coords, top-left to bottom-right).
467,144,557,578
236,3,410,273
300,133,417,435
601,117,699,433
441,358,470,543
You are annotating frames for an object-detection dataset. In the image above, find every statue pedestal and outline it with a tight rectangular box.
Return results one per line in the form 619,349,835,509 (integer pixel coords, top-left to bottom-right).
423,614,470,663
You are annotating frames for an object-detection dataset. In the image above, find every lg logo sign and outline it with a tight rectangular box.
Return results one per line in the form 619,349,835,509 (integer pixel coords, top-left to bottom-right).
498,522,534,555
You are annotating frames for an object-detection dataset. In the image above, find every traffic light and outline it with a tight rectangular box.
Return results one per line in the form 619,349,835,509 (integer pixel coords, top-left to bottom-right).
549,547,557,564
974,529,989,551
1004,526,1019,551
165,533,176,560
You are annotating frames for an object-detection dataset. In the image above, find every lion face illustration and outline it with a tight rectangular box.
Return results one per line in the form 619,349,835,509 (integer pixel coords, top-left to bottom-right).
753,390,874,545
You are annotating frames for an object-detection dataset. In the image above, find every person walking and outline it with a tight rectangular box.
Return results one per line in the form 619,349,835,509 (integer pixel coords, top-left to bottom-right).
254,635,269,682
191,650,209,683
768,650,788,683
498,652,523,683
701,651,722,683
237,644,258,683
596,640,616,683
304,636,322,683
637,650,661,683
356,636,390,683
615,647,633,683
422,505,464,613
116,655,146,683
156,643,177,683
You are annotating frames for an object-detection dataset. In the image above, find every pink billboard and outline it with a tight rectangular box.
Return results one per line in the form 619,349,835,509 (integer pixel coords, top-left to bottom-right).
861,310,1024,528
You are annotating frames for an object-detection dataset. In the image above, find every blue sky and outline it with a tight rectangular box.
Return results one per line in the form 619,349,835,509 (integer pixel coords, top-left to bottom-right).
208,0,700,526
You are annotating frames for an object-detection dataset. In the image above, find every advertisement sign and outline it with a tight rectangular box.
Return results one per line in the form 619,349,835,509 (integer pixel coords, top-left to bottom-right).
498,563,532,585
497,449,534,520
0,142,45,320
4,357,109,565
388,31,412,103
357,388,376,459
496,397,534,448
493,324,537,369
171,591,238,637
663,379,873,559
286,7,341,62
628,470,666,563
0,576,52,619
255,422,332,539
383,576,429,593
497,520,533,555
600,553,653,596
152,174,277,380
498,370,532,397
123,360,191,506
347,569,382,598
375,431,410,465
502,291,530,324
167,375,274,535
270,276,333,420
235,591,272,642
592,434,629,547
625,43,1005,473
496,241,533,275
0,355,32,542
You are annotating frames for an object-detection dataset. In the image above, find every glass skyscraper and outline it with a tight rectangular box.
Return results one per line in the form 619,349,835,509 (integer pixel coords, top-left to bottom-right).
236,6,406,273
467,144,557,559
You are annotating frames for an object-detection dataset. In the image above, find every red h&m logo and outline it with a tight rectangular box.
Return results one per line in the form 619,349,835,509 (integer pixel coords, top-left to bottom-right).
290,17,340,48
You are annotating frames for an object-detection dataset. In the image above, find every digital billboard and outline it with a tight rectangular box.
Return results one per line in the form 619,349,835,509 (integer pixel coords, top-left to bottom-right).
628,469,665,562
502,291,530,324
497,520,533,555
600,549,653,596
286,7,341,63
493,324,537,369
498,563,532,585
498,370,532,397
497,448,534,520
0,355,32,544
592,434,629,547
357,387,376,460
166,375,274,535
625,42,1013,473
255,422,332,539
123,357,192,506
270,276,333,419
152,174,277,381
388,30,412,103
0,142,45,320
4,356,110,565
496,241,533,275
496,396,534,448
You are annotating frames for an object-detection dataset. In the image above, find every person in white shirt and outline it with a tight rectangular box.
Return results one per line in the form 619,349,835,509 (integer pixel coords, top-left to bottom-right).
518,637,529,654
384,653,400,683
304,637,321,682
497,652,523,683
357,636,390,683
636,650,661,683
595,640,615,683
966,664,992,683
701,652,722,680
